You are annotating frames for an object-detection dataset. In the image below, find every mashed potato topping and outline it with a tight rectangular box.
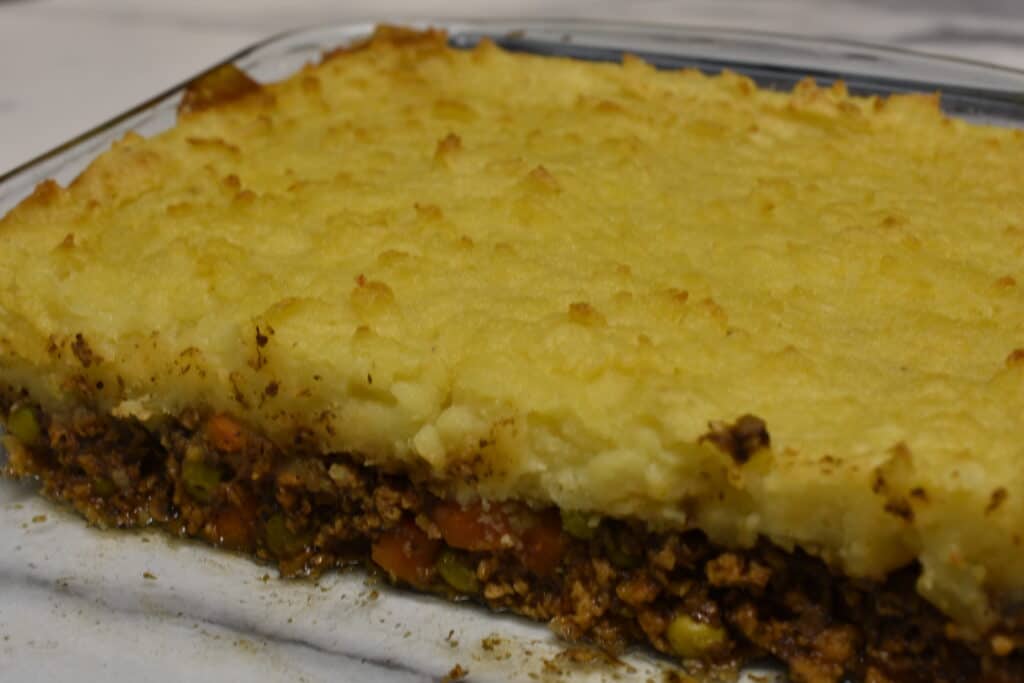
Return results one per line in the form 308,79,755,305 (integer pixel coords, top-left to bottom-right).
3,27,1024,634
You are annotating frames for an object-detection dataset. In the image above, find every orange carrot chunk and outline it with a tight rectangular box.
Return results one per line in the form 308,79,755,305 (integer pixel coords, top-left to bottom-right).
371,519,441,587
522,509,565,576
207,413,246,453
212,505,255,552
432,501,513,552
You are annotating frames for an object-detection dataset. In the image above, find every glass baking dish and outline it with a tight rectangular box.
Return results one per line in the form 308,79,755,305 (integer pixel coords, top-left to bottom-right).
4,18,1024,216
3,19,1024,683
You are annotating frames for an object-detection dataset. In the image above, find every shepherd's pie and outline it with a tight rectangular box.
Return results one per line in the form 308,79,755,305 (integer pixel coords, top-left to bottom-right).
3,26,1024,683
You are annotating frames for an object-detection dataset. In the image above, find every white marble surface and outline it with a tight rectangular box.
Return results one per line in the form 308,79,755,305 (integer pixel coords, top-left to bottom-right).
2,0,1024,174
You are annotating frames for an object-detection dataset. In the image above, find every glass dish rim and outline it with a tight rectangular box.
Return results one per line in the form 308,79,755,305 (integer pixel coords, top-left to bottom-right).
4,16,1024,189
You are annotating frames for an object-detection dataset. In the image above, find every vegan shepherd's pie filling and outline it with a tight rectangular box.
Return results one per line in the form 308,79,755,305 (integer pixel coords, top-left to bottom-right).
4,25,1024,683
2,397,1021,683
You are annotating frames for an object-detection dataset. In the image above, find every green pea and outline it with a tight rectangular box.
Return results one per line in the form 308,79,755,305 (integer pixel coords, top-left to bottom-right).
182,458,221,502
665,614,727,659
560,510,596,540
436,550,480,594
92,478,117,498
602,532,641,569
6,406,40,446
264,513,311,558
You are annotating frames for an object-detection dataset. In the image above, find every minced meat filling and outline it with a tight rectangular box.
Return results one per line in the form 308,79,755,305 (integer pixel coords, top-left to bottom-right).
2,401,1022,683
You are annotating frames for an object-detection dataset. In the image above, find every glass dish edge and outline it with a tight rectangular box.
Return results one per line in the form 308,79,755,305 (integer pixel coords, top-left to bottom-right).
3,17,1024,215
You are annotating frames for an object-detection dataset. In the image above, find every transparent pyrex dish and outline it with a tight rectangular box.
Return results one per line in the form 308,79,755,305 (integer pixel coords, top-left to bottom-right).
3,19,1024,683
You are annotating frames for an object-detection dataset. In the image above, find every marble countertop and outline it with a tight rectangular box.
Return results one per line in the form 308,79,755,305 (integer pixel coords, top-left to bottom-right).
2,0,1024,175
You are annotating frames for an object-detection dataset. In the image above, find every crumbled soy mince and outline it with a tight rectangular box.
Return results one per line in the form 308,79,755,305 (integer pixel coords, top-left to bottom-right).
441,663,468,682
2,399,1023,683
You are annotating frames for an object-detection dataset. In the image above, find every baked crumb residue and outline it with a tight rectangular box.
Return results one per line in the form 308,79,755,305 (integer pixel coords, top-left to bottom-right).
441,663,469,682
